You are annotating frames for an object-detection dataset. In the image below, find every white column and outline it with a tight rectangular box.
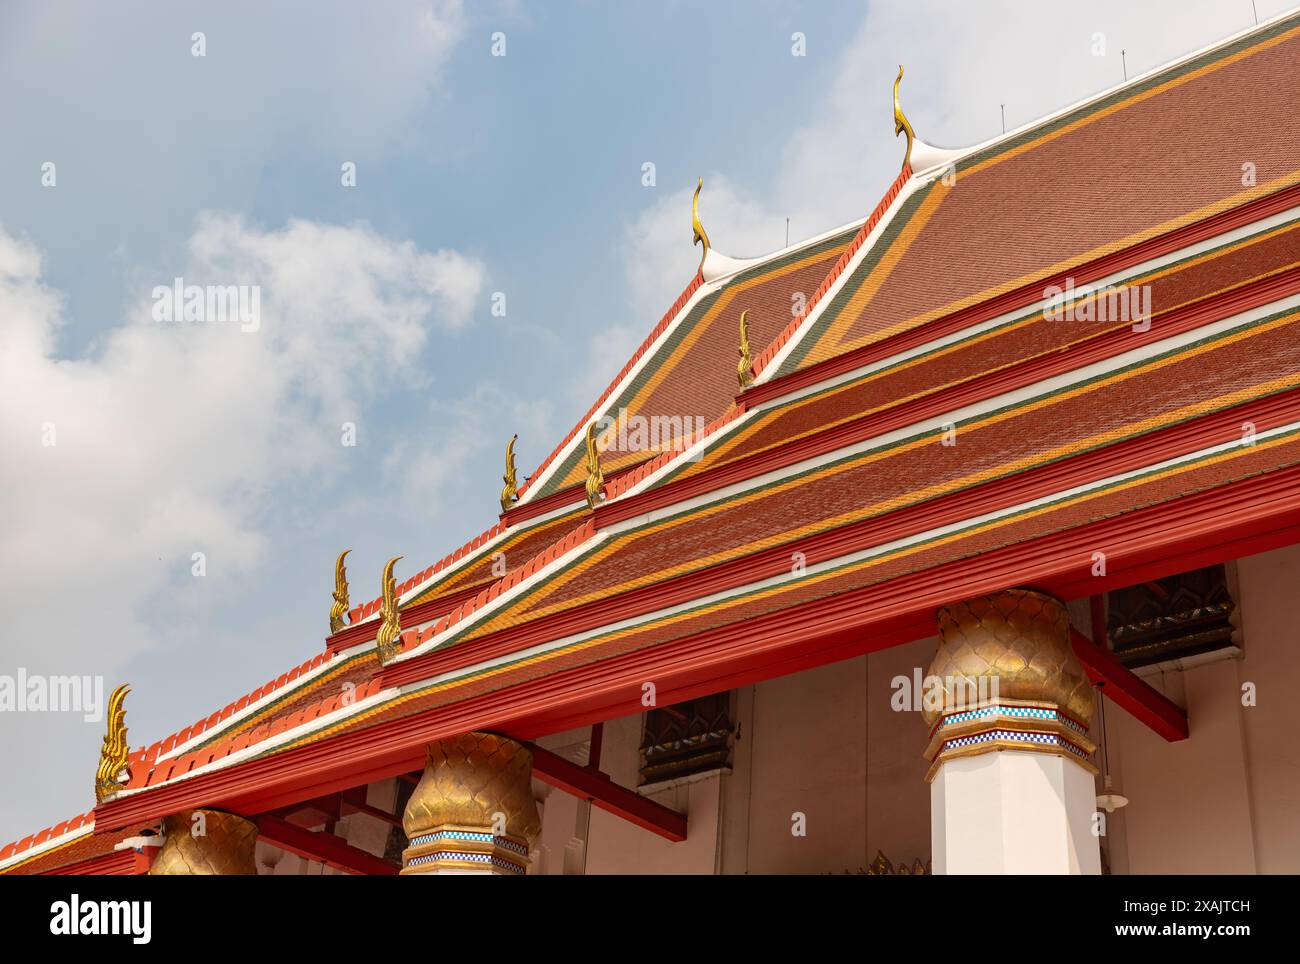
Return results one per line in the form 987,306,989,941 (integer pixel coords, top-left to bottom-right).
923,589,1100,875
931,750,1100,874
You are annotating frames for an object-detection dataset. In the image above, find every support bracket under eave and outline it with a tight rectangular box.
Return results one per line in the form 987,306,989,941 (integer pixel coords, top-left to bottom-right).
1069,628,1190,742
254,813,401,875
528,744,688,842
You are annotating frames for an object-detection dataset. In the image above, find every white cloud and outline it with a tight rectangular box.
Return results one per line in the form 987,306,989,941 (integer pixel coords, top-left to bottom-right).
382,382,552,517
0,1,490,843
621,175,784,324
180,213,487,413
0,216,487,677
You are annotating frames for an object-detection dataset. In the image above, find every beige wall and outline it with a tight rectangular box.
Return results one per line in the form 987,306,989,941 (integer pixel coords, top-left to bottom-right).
1235,544,1300,871
1104,542,1300,874
540,638,934,874
726,656,870,874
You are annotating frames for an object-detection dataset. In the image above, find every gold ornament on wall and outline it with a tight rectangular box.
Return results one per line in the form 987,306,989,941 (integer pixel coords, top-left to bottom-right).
692,177,711,272
94,684,131,803
376,555,404,664
500,433,519,513
329,549,351,634
737,309,754,390
859,850,930,875
893,65,915,170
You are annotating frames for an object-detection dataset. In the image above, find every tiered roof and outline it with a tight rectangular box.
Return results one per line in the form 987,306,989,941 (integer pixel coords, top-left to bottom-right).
7,9,1300,873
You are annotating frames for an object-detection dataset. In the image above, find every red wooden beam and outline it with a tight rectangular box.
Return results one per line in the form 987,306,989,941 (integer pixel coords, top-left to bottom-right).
1069,627,1189,742
528,744,687,842
254,814,400,876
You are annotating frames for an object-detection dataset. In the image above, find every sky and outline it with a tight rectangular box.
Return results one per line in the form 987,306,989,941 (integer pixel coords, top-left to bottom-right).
0,0,1291,843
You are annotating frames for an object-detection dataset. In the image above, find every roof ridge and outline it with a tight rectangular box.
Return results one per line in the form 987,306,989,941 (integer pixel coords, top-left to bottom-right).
515,272,705,502
118,673,390,794
518,216,875,505
583,166,916,504
411,515,600,644
346,517,511,625
0,808,95,870
99,516,604,800
751,165,911,380
903,6,1300,181
133,648,336,768
602,404,748,501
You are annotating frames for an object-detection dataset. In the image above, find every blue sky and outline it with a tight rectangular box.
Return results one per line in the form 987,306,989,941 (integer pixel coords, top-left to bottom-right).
0,0,1290,842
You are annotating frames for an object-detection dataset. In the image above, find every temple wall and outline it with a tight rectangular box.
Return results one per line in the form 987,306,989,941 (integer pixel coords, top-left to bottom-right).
534,639,934,874
722,656,870,874
722,638,932,874
1235,543,1300,872
864,637,936,867
1105,660,1258,873
1105,542,1300,874
533,717,723,874
583,712,724,875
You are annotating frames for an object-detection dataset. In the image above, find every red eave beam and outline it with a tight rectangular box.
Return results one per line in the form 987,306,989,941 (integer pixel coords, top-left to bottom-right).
528,744,687,842
1069,627,1189,742
254,814,400,875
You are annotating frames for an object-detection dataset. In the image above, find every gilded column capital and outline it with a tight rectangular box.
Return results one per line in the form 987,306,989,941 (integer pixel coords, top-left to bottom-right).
924,589,1096,777
148,808,258,875
401,731,542,875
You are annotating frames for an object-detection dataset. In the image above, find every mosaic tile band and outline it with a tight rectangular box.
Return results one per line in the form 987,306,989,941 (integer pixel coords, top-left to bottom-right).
405,851,527,874
940,704,1088,735
408,830,529,856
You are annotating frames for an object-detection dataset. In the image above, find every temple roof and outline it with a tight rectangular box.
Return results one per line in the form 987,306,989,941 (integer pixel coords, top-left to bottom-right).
520,222,862,500
0,816,150,875
8,9,1300,870
338,214,874,631
422,301,1300,650
662,216,1300,490
770,15,1300,378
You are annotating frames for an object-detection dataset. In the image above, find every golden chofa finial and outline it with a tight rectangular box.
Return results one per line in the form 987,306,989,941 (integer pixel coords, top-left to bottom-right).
691,177,711,273
584,422,605,510
500,434,519,514
893,65,915,170
737,309,754,390
95,684,131,804
330,549,351,634
376,555,403,665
